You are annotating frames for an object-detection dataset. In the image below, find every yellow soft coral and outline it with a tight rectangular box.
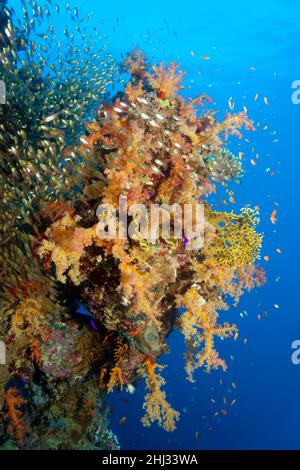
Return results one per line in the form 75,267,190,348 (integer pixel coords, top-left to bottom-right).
141,357,180,432
38,213,96,285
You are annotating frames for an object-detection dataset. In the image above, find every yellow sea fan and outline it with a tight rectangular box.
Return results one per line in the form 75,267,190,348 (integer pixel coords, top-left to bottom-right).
207,208,263,268
148,62,185,100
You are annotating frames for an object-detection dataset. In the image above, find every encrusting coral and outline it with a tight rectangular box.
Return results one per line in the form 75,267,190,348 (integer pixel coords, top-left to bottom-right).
0,27,265,447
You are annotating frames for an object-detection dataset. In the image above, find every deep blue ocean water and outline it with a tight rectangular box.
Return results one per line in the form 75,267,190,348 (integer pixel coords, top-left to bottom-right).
14,0,300,450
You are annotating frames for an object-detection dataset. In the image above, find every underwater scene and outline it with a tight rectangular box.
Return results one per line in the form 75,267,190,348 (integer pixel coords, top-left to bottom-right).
0,0,300,456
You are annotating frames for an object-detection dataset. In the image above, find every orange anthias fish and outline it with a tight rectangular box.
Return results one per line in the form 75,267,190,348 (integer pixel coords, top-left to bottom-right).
270,209,277,224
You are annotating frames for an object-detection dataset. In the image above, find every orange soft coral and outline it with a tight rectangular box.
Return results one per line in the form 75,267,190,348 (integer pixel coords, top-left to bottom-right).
123,48,148,78
148,62,185,100
38,213,96,285
141,357,180,432
107,340,129,392
107,367,124,393
177,288,238,381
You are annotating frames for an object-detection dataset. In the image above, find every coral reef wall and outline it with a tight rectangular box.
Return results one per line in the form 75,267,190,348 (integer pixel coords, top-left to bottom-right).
0,0,119,450
0,2,265,449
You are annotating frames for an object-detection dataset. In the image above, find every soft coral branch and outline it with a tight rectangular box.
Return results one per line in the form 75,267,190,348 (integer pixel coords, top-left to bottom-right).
2,387,27,446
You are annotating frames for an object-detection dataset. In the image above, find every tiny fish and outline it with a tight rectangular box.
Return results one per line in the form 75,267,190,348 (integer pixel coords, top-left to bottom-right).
44,112,60,123
119,416,127,425
228,97,235,110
